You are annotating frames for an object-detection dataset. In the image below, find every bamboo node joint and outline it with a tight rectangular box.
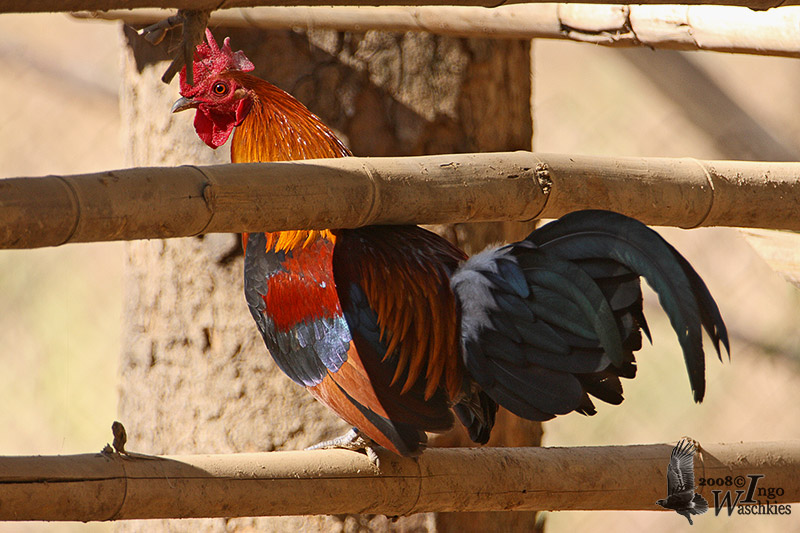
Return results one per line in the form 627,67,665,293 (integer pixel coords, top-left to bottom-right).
202,183,217,209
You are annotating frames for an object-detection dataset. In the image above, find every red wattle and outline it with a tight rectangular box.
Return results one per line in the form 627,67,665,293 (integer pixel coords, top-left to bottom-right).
194,107,236,149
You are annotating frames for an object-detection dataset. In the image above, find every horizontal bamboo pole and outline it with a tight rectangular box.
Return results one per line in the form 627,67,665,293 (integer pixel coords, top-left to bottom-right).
0,442,797,521
2,152,799,249
6,0,800,14
75,5,800,59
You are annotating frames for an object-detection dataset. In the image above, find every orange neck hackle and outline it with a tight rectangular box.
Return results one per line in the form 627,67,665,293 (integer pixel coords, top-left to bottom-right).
229,72,351,165
227,72,350,253
262,230,336,253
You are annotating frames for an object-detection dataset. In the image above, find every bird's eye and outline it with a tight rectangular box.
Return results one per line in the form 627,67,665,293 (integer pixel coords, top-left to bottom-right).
212,82,229,96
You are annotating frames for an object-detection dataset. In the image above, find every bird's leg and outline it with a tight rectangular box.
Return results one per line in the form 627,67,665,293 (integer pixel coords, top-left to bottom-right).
306,427,372,451
306,428,381,467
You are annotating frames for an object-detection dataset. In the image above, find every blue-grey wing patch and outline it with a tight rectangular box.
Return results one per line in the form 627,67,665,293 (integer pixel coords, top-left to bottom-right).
243,232,351,387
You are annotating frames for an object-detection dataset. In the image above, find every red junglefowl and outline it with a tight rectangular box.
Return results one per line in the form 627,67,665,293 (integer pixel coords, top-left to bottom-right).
171,30,728,456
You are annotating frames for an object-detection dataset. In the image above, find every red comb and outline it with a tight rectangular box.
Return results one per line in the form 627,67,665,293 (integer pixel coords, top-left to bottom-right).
180,29,254,92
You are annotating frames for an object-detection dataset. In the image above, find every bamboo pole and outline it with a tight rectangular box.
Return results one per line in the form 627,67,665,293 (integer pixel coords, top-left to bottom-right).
1,152,799,249
75,5,800,60
6,0,800,14
0,442,797,521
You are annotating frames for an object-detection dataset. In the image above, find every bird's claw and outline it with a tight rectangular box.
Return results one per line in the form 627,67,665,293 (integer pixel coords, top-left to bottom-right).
306,428,381,469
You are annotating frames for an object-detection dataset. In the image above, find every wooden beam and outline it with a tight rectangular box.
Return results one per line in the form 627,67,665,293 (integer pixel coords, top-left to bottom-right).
75,5,800,60
0,442,797,521
5,0,800,14
1,152,799,249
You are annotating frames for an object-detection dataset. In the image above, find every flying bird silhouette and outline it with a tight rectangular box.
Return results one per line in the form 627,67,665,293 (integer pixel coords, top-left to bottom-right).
656,438,709,524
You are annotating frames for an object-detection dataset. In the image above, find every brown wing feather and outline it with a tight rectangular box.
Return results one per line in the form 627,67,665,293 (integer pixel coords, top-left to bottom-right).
309,340,453,455
332,226,468,402
330,344,452,425
307,372,417,455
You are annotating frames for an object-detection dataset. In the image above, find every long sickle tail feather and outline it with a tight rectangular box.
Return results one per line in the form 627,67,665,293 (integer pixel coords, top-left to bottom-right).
528,210,729,401
452,210,728,429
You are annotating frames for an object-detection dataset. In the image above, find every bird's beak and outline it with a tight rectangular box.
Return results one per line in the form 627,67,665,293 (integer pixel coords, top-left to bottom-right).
171,96,198,113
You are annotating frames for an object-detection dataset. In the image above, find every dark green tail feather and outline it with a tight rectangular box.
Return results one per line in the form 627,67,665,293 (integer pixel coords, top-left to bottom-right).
453,209,728,432
528,210,727,402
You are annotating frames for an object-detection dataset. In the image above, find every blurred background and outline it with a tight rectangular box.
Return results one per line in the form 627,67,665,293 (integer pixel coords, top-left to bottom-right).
1,11,799,533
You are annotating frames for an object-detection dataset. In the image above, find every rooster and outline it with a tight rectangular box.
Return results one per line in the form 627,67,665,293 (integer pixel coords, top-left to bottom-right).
171,30,728,456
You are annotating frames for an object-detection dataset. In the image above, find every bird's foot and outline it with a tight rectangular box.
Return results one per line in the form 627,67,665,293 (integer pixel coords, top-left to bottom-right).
307,428,381,468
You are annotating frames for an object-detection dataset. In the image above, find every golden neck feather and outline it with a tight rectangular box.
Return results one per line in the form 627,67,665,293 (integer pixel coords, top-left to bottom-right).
227,74,350,251
229,73,351,164
263,229,336,252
